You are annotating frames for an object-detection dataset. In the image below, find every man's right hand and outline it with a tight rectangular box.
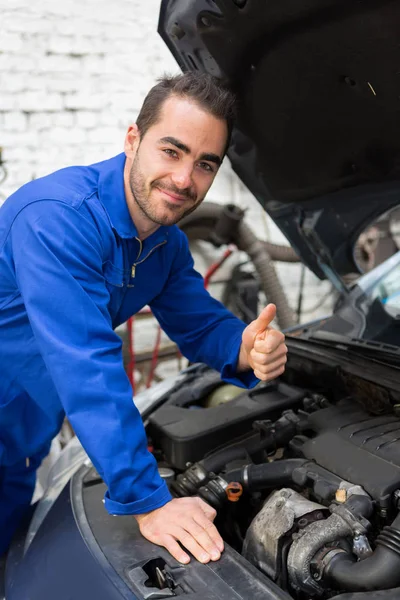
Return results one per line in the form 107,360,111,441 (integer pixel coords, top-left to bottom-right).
134,497,224,564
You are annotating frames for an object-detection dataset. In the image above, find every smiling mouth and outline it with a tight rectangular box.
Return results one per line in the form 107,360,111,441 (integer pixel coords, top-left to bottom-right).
156,187,191,203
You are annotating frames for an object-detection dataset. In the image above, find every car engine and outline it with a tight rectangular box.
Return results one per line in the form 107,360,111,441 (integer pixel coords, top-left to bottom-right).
147,364,400,599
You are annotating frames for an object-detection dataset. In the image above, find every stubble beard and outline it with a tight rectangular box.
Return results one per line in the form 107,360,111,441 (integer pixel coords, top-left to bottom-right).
129,153,202,227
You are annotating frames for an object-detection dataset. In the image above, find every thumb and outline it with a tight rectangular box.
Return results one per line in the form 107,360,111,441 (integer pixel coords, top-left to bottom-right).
250,304,276,334
242,304,276,349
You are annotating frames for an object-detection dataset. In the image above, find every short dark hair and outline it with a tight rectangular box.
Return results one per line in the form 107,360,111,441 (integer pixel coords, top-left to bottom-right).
136,72,236,156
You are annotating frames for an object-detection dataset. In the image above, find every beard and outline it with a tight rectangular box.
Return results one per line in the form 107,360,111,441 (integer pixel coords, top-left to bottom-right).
129,152,202,227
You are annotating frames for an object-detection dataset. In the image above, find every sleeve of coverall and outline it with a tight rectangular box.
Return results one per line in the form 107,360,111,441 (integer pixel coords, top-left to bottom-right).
11,200,172,515
150,231,259,389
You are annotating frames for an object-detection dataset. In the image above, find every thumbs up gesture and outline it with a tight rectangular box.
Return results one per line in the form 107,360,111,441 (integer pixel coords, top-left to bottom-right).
238,304,287,381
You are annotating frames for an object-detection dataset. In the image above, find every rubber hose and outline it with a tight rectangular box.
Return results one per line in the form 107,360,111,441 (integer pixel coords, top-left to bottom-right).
225,459,307,490
200,446,250,474
236,221,295,329
179,204,299,262
179,202,296,330
263,241,300,263
324,512,400,592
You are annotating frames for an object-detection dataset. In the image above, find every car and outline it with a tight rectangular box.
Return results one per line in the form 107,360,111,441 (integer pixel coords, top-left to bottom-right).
4,1,400,598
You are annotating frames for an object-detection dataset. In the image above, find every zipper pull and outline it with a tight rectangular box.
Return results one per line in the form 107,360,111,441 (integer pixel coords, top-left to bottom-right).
26,457,30,468
131,264,136,278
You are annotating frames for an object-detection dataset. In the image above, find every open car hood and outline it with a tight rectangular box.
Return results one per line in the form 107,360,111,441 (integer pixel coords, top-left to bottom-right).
158,0,400,285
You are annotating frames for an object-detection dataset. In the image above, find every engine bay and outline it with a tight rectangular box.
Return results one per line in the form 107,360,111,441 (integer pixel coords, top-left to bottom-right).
146,363,400,599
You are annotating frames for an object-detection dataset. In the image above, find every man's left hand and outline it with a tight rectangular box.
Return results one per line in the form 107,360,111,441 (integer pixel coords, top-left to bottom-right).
238,303,287,381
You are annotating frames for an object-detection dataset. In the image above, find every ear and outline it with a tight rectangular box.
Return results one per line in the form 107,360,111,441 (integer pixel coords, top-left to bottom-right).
124,124,141,159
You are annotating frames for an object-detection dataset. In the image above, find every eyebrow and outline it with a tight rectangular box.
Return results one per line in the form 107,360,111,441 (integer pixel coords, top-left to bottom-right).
159,136,222,167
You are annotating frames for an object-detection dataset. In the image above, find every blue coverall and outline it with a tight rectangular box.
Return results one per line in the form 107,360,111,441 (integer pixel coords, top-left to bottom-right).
0,153,257,553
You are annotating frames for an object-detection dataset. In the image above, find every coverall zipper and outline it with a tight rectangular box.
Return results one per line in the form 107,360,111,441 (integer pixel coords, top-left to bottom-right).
131,238,167,278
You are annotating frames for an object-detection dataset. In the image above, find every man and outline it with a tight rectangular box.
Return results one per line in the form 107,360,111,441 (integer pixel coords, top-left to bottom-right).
0,73,287,564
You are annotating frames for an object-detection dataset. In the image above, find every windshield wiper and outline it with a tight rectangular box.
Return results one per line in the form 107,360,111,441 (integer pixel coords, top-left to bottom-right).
308,331,400,362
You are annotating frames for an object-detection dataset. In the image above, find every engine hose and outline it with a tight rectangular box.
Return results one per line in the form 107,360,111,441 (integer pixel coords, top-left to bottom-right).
262,241,300,263
225,459,308,490
323,512,400,592
236,222,295,329
171,415,300,497
201,446,251,474
179,202,296,330
288,494,374,595
171,439,277,497
179,203,299,263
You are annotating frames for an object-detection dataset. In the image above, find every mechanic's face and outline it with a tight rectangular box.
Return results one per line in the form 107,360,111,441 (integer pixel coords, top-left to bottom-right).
124,95,227,233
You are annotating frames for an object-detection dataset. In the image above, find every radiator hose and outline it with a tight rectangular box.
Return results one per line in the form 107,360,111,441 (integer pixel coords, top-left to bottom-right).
179,202,296,330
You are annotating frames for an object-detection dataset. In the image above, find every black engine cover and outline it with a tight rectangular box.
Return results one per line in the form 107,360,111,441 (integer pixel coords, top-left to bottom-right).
148,369,305,469
301,401,400,506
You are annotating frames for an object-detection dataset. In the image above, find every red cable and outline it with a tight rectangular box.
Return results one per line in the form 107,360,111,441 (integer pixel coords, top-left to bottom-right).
203,246,235,289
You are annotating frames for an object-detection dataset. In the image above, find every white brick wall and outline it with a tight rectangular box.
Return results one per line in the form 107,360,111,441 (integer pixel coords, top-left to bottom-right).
0,0,334,326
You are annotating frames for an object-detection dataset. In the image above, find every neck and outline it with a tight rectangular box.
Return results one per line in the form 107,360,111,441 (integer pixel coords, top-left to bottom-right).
123,163,160,241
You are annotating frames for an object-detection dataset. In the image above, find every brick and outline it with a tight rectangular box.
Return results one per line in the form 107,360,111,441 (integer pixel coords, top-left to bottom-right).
45,126,86,145
29,112,53,131
3,112,28,132
99,111,121,127
51,112,75,128
87,127,121,145
38,54,83,74
1,74,30,93
0,94,18,111
46,35,76,55
81,55,111,75
63,92,107,111
0,54,36,73
108,91,143,112
1,130,38,148
75,111,100,128
16,92,63,112
6,17,54,35
2,145,31,163
0,33,23,53
67,36,105,55
42,74,81,93
55,20,85,36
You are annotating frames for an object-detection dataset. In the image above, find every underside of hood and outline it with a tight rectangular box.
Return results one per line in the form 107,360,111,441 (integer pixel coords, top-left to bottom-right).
158,0,400,283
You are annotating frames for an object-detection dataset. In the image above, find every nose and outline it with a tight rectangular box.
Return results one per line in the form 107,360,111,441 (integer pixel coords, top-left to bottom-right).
171,164,194,190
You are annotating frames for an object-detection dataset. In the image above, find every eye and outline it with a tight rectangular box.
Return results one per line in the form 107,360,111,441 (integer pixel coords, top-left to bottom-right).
163,148,178,158
198,162,214,173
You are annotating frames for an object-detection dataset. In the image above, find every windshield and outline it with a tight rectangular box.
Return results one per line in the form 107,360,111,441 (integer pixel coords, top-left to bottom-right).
357,251,400,320
307,252,400,351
